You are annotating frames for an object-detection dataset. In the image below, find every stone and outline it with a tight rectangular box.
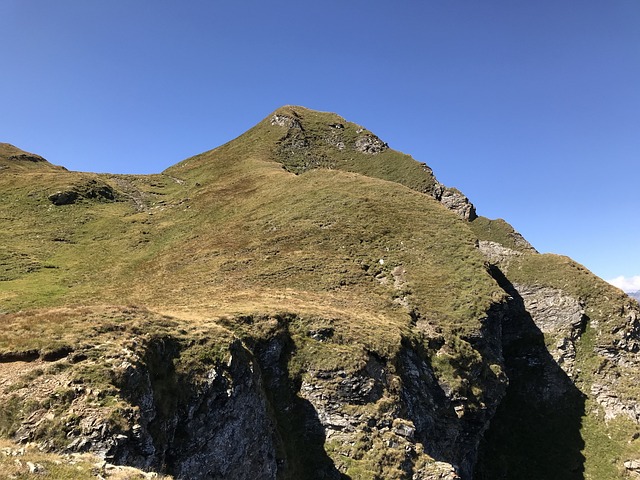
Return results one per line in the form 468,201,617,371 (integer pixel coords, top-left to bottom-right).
49,190,79,205
26,461,45,473
514,284,586,378
436,187,477,221
624,459,640,471
478,241,523,266
355,134,388,154
48,181,116,206
270,114,301,129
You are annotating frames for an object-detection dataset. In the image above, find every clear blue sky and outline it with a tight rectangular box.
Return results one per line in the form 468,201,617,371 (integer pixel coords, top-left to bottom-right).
2,1,639,289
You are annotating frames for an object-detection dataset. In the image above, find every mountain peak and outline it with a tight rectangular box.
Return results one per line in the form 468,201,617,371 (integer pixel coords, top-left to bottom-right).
266,106,478,220
168,106,477,220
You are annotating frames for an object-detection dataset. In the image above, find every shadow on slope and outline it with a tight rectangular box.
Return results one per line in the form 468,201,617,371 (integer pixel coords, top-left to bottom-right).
474,266,586,480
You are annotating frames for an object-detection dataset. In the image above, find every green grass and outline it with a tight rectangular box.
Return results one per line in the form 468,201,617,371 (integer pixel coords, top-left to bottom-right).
469,216,536,252
3,107,640,478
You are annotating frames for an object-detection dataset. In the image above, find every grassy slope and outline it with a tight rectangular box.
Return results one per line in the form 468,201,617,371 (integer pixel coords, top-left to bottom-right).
0,110,505,478
2,108,500,331
2,107,638,478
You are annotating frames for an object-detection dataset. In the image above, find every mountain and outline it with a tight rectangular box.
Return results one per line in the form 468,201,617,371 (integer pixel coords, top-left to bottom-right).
630,291,640,302
1,106,639,480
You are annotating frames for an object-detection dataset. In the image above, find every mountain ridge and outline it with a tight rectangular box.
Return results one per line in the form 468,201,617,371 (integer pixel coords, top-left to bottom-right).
1,106,639,479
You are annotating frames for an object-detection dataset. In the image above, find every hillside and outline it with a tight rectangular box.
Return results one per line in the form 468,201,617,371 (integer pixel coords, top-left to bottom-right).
1,106,639,480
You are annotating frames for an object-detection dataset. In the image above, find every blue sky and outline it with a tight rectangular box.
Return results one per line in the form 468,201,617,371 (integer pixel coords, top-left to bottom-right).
2,1,639,290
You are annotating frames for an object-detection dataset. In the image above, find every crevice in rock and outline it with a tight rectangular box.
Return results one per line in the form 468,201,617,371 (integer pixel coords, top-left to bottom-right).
397,304,508,480
245,316,347,480
111,335,281,479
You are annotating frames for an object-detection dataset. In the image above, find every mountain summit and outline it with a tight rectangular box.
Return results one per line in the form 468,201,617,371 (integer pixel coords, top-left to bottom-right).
0,107,639,479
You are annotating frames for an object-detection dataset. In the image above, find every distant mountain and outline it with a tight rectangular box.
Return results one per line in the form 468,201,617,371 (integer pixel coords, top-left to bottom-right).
1,106,639,480
630,291,640,302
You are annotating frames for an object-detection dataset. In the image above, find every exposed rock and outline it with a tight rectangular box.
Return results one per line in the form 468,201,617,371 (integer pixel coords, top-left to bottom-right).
270,114,302,129
475,272,587,478
324,133,345,150
586,303,640,423
429,181,477,221
508,229,537,252
435,186,477,221
48,180,116,206
354,134,388,154
513,284,586,378
26,460,45,473
414,461,461,480
48,190,80,205
478,241,523,266
591,382,640,422
625,459,640,471
110,339,279,480
400,327,507,480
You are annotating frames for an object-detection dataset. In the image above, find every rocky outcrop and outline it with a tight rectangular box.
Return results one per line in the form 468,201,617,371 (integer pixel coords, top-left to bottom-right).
49,180,117,205
477,241,523,266
513,284,586,378
588,302,640,423
110,339,280,479
48,190,80,206
431,183,477,221
0,325,279,480
354,134,388,154
270,114,302,130
0,308,515,480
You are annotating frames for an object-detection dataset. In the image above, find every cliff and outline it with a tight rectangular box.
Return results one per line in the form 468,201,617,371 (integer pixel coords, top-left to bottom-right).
1,107,639,479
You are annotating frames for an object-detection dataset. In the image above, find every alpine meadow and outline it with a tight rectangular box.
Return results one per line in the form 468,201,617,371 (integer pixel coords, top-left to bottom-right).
1,106,639,480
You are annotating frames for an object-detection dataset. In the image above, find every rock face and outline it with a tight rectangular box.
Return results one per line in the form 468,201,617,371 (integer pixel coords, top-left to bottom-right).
270,113,302,130
477,241,523,266
1,323,279,480
0,309,511,480
354,134,388,154
432,183,477,221
473,269,587,479
114,339,280,479
514,284,586,378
